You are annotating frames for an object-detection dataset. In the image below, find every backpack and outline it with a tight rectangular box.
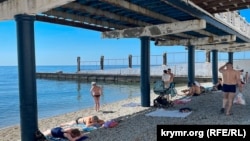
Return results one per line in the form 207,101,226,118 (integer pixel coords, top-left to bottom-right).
153,80,166,95
153,95,173,108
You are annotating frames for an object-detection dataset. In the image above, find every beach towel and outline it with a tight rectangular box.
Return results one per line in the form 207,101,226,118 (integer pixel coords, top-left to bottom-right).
121,102,141,107
173,97,191,105
103,120,119,128
71,123,98,132
145,108,192,118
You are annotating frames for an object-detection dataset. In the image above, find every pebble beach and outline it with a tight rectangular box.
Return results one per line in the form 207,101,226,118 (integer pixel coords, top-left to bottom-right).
0,82,249,141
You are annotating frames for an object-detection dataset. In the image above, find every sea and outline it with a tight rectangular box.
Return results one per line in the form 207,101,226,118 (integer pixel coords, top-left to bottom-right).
0,65,141,129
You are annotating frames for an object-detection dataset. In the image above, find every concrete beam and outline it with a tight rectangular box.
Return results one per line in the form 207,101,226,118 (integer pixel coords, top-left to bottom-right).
43,10,127,30
102,19,206,38
196,42,250,52
102,0,204,39
156,35,236,46
0,0,74,20
62,2,198,39
62,3,149,28
102,0,176,22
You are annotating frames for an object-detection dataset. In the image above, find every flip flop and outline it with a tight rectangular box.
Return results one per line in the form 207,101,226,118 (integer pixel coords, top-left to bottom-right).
226,113,233,116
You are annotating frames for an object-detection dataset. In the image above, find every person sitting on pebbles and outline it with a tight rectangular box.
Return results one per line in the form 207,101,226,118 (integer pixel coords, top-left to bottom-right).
181,82,201,96
212,78,223,91
60,115,105,127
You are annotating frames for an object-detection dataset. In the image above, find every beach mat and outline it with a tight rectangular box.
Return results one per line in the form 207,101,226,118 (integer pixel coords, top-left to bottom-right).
145,108,192,118
71,123,98,132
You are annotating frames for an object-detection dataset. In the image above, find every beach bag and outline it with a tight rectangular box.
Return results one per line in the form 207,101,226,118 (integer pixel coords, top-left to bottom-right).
153,80,166,95
153,95,172,108
103,120,118,128
233,93,246,105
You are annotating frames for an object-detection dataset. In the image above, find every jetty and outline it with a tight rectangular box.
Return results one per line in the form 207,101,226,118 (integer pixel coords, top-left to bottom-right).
36,63,218,83
37,59,250,84
36,72,211,84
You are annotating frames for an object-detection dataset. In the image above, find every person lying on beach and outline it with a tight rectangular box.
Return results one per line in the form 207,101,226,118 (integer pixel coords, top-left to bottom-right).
42,126,85,141
181,82,201,96
60,115,105,127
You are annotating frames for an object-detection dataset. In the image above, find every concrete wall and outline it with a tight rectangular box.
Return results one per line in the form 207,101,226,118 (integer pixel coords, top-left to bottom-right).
37,60,250,83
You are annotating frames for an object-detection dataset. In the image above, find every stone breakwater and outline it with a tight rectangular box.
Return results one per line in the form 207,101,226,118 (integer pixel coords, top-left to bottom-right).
0,83,249,141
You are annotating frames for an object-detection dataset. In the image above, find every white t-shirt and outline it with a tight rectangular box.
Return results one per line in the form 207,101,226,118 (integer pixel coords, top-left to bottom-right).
162,73,170,88
162,73,170,82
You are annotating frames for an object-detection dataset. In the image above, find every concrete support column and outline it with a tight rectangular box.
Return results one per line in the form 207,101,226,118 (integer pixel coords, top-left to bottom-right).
228,52,233,64
100,56,104,70
212,50,218,85
206,50,211,63
77,56,80,72
15,14,38,141
128,54,132,68
187,46,195,86
140,37,150,107
163,52,167,66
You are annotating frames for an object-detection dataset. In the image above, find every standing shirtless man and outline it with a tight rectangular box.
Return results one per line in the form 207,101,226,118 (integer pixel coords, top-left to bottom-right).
219,62,240,116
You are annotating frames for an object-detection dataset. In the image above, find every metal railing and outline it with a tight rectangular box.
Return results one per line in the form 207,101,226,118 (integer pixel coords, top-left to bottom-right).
77,51,250,71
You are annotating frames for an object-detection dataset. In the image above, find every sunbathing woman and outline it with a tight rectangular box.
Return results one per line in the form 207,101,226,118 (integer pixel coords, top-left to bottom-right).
42,126,85,141
60,115,105,127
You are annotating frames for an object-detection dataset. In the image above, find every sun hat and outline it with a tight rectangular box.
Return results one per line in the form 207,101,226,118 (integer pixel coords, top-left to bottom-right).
91,82,96,85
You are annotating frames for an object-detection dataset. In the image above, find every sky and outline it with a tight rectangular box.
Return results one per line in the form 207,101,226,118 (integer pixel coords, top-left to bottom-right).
0,9,250,66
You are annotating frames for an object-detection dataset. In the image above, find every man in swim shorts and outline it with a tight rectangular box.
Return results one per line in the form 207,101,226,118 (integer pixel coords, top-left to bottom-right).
219,62,240,116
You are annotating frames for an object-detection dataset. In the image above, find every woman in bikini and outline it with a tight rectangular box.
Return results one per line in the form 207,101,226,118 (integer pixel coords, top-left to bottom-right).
90,82,102,112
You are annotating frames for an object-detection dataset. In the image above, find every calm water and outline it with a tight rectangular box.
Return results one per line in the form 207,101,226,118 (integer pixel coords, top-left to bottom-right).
0,66,141,129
